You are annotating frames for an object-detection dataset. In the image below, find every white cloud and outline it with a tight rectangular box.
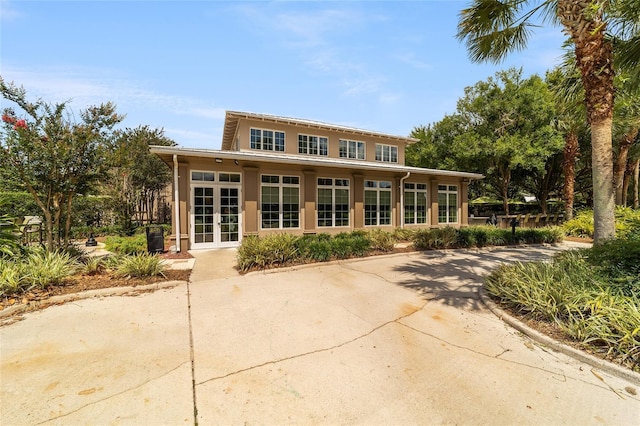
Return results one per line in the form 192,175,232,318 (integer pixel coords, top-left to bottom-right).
0,0,22,22
396,52,432,70
1,64,224,122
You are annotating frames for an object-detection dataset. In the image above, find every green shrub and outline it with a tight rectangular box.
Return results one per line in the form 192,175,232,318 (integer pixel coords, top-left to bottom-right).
0,259,29,296
105,233,148,255
485,250,640,371
393,228,416,241
562,207,640,239
0,214,23,258
585,238,640,298
330,232,371,258
237,233,299,272
83,256,106,275
115,252,165,278
367,229,396,252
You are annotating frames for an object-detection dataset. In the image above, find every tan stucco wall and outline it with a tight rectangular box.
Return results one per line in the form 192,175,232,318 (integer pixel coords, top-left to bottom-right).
167,154,468,249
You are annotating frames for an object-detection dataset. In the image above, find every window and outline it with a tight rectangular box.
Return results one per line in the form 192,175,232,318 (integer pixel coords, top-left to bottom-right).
364,180,392,226
261,175,300,229
191,171,215,182
404,183,428,225
250,128,285,152
339,139,365,160
375,144,398,163
438,185,458,224
219,173,241,183
317,178,350,227
298,134,328,156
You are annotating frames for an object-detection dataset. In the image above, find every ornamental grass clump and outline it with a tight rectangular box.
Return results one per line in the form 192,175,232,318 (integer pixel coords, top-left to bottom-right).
26,248,78,289
367,229,396,252
485,249,640,371
0,259,29,296
115,252,165,278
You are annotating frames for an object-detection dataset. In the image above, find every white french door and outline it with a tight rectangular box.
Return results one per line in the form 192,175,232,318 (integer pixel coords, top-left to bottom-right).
191,184,241,249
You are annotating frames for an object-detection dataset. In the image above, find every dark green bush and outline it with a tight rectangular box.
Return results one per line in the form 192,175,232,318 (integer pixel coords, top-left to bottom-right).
105,234,148,255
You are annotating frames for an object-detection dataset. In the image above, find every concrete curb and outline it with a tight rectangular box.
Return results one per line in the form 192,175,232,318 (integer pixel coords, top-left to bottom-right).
0,280,187,320
478,286,640,386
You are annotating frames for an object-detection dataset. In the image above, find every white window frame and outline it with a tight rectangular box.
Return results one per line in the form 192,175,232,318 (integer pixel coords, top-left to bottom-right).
404,183,428,225
339,139,366,160
317,177,350,228
375,143,398,163
364,180,392,226
298,134,328,156
438,184,459,224
260,175,301,230
250,128,285,152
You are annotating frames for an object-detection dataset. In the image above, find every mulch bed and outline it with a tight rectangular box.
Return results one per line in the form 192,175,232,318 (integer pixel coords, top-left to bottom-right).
0,269,191,314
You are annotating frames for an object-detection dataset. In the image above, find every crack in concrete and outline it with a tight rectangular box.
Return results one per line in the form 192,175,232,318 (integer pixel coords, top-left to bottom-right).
195,299,430,387
35,361,190,425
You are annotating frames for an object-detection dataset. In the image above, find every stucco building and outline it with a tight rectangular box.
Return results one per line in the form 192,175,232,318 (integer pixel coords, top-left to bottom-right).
151,111,483,251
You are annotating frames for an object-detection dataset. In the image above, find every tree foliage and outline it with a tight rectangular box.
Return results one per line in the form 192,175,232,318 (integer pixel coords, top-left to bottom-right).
0,77,123,249
108,126,175,232
408,68,563,215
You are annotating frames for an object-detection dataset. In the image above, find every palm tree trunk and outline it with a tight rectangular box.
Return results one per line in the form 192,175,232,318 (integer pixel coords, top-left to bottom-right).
591,117,616,240
562,131,579,220
614,129,638,205
558,0,616,241
634,159,640,209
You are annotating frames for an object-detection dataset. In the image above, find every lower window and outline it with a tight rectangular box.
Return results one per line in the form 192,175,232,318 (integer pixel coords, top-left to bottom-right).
438,185,458,224
318,178,350,227
261,175,300,229
364,180,392,226
404,183,428,225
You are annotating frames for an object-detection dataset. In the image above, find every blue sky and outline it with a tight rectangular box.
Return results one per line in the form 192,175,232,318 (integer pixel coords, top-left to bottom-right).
1,0,567,149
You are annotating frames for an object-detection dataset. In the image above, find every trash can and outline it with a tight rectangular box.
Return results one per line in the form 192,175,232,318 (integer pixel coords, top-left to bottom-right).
146,226,164,254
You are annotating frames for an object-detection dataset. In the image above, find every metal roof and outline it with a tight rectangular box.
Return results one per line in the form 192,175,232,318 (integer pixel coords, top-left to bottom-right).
150,145,484,180
221,110,419,151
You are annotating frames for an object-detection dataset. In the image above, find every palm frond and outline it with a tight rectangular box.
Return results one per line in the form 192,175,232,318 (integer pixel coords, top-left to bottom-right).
457,0,553,63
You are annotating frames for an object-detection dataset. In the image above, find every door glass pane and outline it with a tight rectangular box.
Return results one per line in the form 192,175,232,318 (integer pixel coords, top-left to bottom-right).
193,186,215,244
221,187,239,242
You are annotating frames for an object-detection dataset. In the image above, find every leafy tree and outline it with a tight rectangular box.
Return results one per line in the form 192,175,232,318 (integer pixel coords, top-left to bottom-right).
457,0,640,241
0,78,123,249
450,69,563,214
108,126,174,231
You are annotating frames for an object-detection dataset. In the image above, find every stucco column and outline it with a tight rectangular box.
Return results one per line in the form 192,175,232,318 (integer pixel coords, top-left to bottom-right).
461,181,469,227
430,181,440,228
177,162,189,251
243,166,259,235
353,173,364,229
303,170,316,233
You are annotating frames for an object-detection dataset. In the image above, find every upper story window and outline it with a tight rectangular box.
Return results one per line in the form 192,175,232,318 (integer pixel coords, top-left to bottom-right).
250,128,285,152
191,171,215,182
339,140,365,160
298,134,328,156
375,144,398,163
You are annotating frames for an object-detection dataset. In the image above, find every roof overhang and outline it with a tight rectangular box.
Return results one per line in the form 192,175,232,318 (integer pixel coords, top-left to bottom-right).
150,145,484,181
221,111,420,151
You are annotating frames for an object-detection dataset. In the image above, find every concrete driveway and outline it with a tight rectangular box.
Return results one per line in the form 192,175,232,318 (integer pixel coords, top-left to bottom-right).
2,244,639,425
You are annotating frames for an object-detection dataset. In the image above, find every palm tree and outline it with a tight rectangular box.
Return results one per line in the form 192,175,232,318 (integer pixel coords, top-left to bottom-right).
457,0,640,242
546,66,587,220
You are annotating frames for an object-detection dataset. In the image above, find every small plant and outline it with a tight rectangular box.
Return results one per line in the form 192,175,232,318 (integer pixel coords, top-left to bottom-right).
26,248,78,289
115,252,165,278
0,214,23,258
0,259,29,296
83,256,106,275
367,229,396,252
